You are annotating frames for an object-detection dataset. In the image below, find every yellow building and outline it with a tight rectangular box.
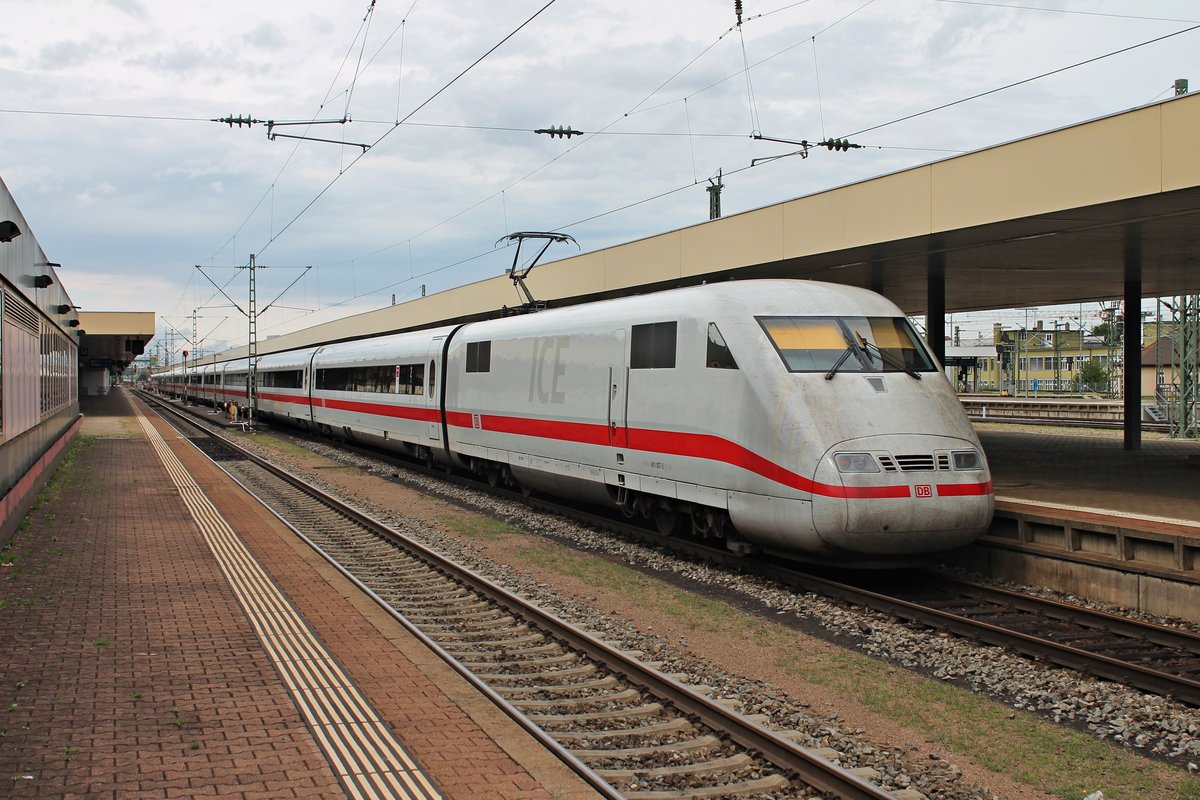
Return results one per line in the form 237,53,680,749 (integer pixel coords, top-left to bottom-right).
979,322,1114,395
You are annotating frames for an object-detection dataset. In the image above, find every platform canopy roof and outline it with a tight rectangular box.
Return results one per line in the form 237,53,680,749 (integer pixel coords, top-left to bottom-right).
225,91,1200,360
77,311,155,372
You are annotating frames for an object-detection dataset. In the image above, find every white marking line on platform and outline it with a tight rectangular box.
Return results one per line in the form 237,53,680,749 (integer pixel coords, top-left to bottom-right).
996,496,1200,530
135,410,441,800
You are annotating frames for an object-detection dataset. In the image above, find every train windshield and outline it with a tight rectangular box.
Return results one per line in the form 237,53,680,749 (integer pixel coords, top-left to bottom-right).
757,316,937,374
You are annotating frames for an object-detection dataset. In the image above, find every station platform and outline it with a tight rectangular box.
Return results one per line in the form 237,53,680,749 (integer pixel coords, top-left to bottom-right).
0,388,600,800
978,424,1200,523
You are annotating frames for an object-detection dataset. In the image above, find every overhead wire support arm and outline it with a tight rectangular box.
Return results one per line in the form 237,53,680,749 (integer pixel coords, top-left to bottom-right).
212,114,369,150
750,133,863,166
267,131,371,152
265,117,370,152
194,265,247,317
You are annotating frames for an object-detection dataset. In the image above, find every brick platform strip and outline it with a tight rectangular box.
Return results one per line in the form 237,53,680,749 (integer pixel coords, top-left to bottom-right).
134,409,440,800
0,387,596,800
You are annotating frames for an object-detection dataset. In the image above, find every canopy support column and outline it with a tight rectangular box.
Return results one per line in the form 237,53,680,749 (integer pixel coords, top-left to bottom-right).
1124,226,1142,451
927,253,946,367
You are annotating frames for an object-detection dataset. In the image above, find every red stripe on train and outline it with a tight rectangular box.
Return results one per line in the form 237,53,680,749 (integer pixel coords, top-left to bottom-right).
241,393,989,501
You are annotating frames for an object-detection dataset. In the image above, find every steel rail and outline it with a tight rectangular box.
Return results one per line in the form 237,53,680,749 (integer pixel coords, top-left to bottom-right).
146,391,1200,708
942,576,1200,656
746,564,1200,707
143,395,897,800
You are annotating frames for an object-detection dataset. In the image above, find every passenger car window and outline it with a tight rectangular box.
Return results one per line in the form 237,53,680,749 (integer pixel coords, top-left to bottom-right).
466,341,491,373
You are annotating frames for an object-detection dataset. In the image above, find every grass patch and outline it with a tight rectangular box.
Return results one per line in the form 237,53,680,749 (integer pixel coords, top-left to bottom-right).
519,545,737,633
771,641,1191,798
439,514,516,542
4,436,94,548
505,540,1193,799
232,431,312,459
90,637,112,647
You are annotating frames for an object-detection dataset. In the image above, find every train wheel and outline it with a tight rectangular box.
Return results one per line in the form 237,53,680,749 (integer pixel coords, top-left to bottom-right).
654,507,683,536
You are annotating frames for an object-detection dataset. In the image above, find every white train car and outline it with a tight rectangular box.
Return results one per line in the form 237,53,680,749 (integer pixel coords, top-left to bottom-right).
307,326,457,458
256,348,316,426
149,279,992,564
441,280,991,561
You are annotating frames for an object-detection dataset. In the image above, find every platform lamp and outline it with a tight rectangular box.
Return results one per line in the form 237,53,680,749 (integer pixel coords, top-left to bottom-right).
0,220,21,242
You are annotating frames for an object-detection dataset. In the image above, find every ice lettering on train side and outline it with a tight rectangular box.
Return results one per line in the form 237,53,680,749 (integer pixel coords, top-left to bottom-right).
528,336,569,404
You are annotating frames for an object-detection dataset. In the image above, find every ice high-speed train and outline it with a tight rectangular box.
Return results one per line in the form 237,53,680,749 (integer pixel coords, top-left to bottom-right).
154,280,993,564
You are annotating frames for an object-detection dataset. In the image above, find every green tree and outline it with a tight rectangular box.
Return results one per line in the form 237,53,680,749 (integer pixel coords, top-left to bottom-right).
1090,320,1122,344
1076,359,1109,392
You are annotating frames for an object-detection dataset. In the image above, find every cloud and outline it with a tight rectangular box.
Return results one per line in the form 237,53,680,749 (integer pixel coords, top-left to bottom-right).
105,0,149,20
3,0,1198,352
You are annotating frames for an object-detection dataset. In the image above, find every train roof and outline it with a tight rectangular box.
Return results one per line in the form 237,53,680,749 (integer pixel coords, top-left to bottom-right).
460,279,904,339
257,348,316,371
311,324,458,367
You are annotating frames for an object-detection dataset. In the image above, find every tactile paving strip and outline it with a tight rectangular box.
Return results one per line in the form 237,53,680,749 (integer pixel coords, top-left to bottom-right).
136,410,442,800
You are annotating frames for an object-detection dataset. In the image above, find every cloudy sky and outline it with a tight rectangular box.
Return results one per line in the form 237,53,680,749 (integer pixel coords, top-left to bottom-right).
2,0,1197,356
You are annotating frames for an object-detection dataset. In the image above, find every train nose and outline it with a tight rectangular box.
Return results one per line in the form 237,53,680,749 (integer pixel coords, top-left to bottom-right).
811,436,993,555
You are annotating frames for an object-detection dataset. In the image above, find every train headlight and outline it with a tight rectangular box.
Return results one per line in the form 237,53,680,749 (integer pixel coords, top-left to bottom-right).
952,450,984,471
833,452,879,473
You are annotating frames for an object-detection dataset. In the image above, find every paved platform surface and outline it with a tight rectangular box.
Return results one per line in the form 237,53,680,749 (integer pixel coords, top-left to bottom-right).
0,388,599,800
977,424,1200,525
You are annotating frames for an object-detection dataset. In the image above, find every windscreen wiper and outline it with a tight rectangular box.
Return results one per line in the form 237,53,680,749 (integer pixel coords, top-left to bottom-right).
824,345,857,380
825,321,868,380
857,334,922,379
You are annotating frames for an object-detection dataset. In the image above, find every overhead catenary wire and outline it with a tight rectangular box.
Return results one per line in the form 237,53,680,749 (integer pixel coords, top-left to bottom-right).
843,22,1200,140
174,4,1197,347
276,8,1198,325
253,0,562,259
932,0,1199,24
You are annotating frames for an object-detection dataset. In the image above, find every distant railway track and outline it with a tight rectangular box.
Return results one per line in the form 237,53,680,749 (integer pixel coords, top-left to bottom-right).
965,413,1170,432
957,396,1175,432
143,395,897,800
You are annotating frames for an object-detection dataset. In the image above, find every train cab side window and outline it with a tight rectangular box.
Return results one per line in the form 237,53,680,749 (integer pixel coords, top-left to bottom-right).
706,323,739,369
631,321,677,369
466,341,491,373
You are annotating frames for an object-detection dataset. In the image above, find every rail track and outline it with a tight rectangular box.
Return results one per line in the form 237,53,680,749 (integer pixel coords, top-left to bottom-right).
568,514,1200,708
964,413,1170,432
771,569,1200,708
144,395,897,800
152,394,1200,711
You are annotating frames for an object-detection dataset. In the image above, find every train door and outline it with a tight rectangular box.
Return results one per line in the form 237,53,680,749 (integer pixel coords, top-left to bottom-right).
609,330,628,447
425,337,443,442
306,348,322,428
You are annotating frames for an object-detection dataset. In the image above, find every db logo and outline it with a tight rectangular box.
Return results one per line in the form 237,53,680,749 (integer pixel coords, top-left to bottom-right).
915,485,933,498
